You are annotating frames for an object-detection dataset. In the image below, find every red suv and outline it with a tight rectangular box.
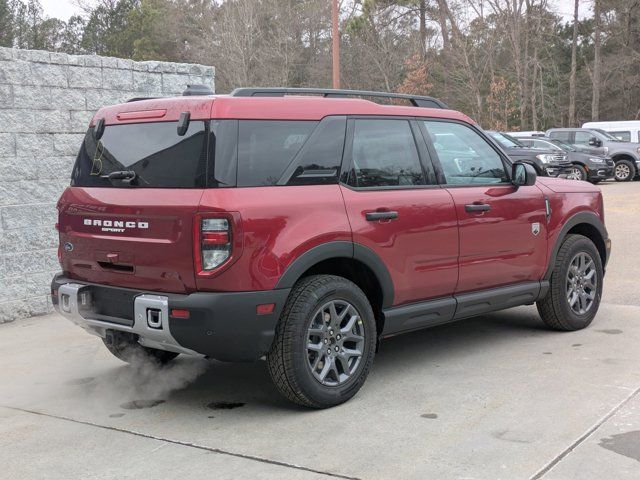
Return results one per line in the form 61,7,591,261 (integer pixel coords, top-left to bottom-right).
52,87,611,408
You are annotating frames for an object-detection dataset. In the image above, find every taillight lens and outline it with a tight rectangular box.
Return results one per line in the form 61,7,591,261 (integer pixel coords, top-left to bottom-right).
199,217,231,271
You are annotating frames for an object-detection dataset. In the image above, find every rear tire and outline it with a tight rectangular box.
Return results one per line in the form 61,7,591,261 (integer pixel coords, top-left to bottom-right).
537,235,603,331
267,275,377,408
614,159,635,182
102,331,179,365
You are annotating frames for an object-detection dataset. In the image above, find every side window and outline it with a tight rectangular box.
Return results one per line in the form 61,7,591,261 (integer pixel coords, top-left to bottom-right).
422,121,508,185
574,131,593,145
520,140,533,147
532,140,546,148
279,116,346,186
237,120,317,187
550,131,571,142
611,131,631,142
349,119,427,187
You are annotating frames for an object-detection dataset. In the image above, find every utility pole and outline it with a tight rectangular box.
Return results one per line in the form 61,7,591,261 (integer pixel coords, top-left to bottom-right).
332,0,340,89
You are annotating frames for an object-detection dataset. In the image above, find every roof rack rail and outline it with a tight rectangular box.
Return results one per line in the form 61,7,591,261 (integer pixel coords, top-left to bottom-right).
127,97,157,103
230,87,448,109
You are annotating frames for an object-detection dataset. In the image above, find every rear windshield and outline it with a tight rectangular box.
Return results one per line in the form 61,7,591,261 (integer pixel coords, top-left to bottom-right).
72,121,208,188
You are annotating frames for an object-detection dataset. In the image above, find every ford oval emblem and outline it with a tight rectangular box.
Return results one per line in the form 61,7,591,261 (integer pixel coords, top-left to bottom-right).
64,242,74,252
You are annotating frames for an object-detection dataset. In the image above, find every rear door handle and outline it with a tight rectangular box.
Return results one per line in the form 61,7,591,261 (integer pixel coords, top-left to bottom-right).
465,203,491,213
365,211,399,221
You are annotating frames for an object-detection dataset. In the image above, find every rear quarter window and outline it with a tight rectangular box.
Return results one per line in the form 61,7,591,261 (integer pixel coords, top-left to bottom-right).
237,120,319,187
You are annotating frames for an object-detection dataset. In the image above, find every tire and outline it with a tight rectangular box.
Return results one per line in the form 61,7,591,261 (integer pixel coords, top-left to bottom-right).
102,330,179,365
537,234,603,331
267,275,377,408
566,164,587,181
614,159,636,182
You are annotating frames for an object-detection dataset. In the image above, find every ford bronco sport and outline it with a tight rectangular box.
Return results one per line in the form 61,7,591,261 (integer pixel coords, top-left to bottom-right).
52,87,611,408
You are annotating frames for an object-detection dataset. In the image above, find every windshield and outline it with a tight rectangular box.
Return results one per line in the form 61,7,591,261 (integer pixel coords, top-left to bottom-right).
488,132,524,148
594,129,622,142
548,139,575,152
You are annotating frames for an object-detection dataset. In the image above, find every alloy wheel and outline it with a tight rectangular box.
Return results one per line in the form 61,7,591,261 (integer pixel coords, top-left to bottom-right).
306,300,365,386
565,167,583,181
615,163,630,181
566,252,597,315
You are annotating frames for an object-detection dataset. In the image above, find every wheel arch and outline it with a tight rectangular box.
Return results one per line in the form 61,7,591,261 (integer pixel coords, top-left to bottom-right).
544,212,609,280
275,242,395,335
611,153,638,164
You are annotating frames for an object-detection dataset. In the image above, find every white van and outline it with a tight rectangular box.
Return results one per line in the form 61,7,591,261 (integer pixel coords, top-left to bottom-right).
582,121,640,143
508,130,546,138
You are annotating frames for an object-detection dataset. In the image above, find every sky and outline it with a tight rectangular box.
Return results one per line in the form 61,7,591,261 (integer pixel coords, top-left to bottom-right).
40,0,85,20
40,0,591,22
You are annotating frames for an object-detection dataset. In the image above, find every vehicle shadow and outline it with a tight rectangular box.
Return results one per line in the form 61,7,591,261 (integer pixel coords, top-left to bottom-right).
124,305,555,412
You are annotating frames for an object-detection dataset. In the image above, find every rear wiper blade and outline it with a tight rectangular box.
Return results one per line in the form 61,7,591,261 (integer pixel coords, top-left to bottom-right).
101,170,137,184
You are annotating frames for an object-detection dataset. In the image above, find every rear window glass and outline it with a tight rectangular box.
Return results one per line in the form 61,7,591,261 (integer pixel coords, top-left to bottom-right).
72,121,208,188
237,121,318,187
549,131,572,142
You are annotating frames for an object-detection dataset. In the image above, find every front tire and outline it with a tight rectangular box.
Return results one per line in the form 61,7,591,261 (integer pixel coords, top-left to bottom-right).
566,164,587,181
537,235,603,331
267,275,377,408
614,159,636,182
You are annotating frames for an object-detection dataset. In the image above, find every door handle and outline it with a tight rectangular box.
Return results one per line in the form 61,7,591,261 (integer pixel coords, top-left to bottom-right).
465,203,491,213
365,210,399,221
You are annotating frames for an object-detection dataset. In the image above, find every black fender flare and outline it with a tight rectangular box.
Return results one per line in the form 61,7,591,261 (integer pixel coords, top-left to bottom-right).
544,211,608,280
275,241,395,308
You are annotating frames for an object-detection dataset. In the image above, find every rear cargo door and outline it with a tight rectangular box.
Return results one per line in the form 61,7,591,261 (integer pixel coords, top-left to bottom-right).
58,118,211,293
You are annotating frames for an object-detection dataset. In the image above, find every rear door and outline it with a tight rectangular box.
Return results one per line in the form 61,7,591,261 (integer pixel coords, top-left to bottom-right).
59,118,212,293
340,118,459,307
420,120,548,293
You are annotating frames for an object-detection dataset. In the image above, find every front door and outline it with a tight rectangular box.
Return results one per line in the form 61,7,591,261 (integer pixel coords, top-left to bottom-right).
420,120,548,293
340,118,459,307
573,130,607,156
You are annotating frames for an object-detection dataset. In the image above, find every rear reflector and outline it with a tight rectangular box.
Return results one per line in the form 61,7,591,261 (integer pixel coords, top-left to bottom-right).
170,308,190,319
202,231,229,245
256,303,275,315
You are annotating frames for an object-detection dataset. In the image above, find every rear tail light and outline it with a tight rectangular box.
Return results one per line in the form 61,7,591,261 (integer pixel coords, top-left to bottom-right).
200,218,230,270
195,215,241,275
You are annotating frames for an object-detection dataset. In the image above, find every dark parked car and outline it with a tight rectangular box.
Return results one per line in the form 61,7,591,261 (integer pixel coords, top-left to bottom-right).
518,137,614,183
547,127,640,182
486,131,571,177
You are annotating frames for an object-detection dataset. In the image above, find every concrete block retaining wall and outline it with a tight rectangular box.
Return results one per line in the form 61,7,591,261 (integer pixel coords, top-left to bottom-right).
0,47,215,323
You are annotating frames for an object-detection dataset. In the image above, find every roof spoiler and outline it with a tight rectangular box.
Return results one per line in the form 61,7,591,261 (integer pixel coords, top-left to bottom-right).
230,87,448,109
126,84,214,103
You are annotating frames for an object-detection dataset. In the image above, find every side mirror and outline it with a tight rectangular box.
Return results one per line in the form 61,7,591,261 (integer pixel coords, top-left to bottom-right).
589,137,602,147
512,162,537,187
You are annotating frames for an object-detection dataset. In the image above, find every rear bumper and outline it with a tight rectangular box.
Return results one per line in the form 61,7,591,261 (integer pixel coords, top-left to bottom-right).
51,273,290,362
